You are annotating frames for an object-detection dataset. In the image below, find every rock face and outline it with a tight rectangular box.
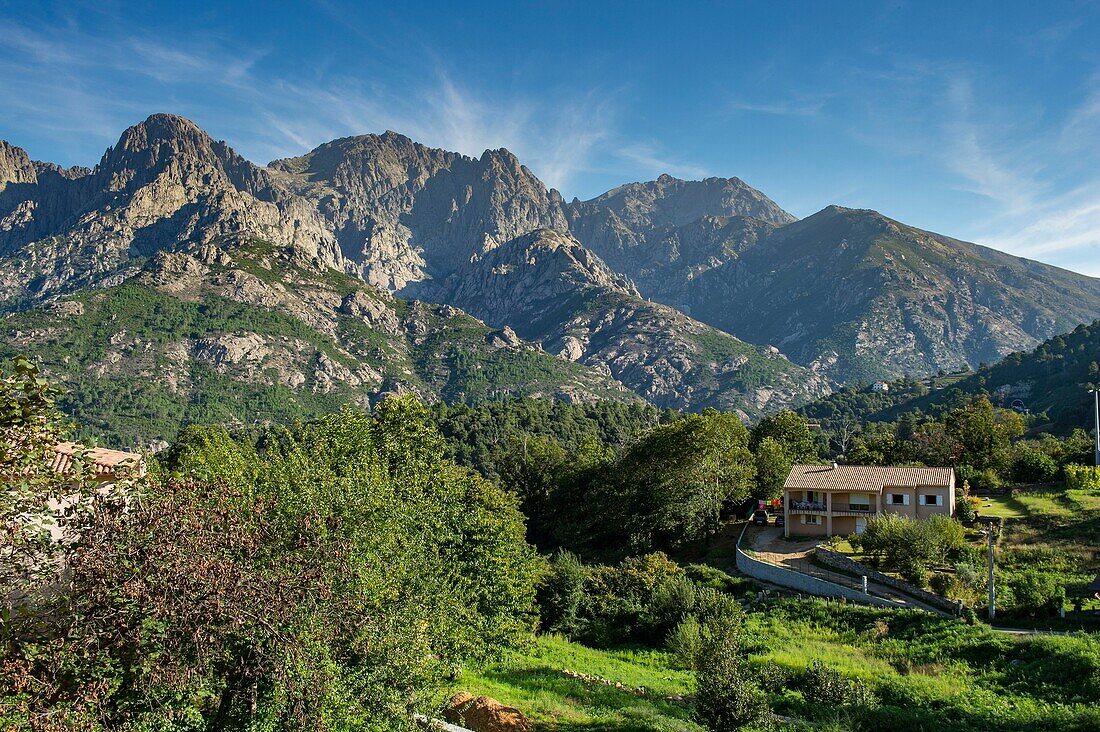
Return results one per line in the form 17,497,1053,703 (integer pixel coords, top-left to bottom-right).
0,239,634,444
444,692,533,732
3,112,1098,424
441,228,830,415
268,131,569,291
671,206,1100,381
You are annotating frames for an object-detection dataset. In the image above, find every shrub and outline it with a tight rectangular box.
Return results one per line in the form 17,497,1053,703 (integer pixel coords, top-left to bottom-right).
694,610,770,730
755,661,792,693
667,614,704,669
802,660,878,708
928,572,955,596
954,563,984,592
1012,449,1059,484
955,494,978,524
539,549,588,634
1065,464,1100,491
858,514,965,580
958,464,1003,491
1009,570,1066,615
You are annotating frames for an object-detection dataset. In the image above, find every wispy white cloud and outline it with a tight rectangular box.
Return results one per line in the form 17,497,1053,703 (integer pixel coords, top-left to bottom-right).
0,15,618,195
728,98,827,117
615,142,710,180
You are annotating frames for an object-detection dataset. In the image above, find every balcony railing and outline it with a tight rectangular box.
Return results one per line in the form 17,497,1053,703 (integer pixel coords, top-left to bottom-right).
787,501,875,513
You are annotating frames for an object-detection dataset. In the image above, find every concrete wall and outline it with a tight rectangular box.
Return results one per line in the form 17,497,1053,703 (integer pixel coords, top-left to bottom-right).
815,546,965,614
734,526,904,608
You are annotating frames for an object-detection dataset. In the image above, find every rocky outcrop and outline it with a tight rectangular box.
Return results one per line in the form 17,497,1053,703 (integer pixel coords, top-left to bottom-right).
441,228,831,417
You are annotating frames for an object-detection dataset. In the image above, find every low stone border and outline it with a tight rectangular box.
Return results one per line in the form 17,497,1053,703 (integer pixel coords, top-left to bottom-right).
815,546,966,615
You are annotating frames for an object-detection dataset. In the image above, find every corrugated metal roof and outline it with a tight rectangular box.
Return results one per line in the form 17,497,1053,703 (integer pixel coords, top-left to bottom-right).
783,464,954,492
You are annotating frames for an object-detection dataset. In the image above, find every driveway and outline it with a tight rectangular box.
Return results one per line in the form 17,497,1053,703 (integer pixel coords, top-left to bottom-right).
742,525,948,613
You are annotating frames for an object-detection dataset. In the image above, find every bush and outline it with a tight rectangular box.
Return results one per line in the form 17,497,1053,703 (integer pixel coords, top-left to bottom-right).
694,610,770,730
1008,570,1066,615
955,495,978,524
857,514,965,581
1065,464,1100,491
954,563,984,592
928,572,955,596
667,614,704,669
801,660,878,708
539,550,588,634
957,464,1004,491
1012,449,1059,484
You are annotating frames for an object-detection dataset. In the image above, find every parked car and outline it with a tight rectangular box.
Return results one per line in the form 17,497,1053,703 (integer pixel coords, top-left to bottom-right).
774,514,785,528
752,509,770,526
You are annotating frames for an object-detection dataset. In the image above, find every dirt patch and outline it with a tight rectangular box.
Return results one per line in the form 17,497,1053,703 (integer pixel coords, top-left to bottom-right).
444,692,534,732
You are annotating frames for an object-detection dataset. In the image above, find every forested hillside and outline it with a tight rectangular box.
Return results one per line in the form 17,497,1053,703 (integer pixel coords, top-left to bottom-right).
801,320,1100,434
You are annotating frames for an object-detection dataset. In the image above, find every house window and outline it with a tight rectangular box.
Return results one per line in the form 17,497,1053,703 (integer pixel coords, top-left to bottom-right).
800,515,822,525
888,493,909,505
849,495,871,510
920,494,943,506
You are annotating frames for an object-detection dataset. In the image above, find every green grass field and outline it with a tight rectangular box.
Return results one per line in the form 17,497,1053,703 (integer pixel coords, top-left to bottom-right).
454,634,703,732
452,602,1100,732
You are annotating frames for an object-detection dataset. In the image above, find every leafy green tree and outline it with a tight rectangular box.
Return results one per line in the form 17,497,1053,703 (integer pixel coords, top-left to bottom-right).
498,434,568,546
1012,447,1059,483
753,436,794,500
1009,570,1066,615
614,411,755,549
4,394,541,731
538,549,588,635
751,409,818,461
942,396,1024,470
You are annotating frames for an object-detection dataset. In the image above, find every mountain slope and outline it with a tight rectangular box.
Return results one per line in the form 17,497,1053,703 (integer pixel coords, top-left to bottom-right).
268,132,569,291
800,319,1100,434
439,228,830,416
1,238,636,446
565,173,792,299
678,206,1100,381
0,114,340,307
566,197,1100,382
5,113,1097,422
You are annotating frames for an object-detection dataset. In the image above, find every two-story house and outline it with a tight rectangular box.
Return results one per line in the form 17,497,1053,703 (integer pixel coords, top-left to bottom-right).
783,463,955,538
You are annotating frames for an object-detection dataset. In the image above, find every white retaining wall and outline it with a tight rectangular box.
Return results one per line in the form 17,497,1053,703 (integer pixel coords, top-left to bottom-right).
734,527,904,608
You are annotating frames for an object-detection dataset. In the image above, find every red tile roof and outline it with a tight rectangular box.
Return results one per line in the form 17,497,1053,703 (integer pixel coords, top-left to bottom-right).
784,464,954,492
51,442,146,477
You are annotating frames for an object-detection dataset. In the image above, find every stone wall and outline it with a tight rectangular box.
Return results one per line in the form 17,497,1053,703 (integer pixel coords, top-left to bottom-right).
734,528,904,608
815,546,965,614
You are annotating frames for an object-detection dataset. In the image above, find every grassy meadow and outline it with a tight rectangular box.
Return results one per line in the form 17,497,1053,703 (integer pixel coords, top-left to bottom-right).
455,602,1100,732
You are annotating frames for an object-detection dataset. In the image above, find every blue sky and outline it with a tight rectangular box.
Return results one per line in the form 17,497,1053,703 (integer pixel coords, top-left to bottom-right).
2,1,1099,276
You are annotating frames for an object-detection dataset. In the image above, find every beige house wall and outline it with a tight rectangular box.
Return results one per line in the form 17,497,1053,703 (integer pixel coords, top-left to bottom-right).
914,482,955,519
785,480,955,538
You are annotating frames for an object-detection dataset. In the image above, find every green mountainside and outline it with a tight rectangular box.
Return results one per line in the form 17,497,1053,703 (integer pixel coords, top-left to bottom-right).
1,239,635,446
800,319,1100,433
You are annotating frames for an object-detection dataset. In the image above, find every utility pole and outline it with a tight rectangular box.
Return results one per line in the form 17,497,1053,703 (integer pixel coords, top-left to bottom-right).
986,522,996,621
1090,388,1100,467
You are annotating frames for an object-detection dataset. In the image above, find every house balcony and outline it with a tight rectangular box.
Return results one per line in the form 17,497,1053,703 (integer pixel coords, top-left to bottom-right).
788,500,827,514
830,504,876,517
787,501,878,517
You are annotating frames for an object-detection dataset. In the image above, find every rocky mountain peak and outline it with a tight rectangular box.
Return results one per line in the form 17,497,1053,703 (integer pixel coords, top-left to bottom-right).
572,173,795,229
0,140,37,188
94,113,271,198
